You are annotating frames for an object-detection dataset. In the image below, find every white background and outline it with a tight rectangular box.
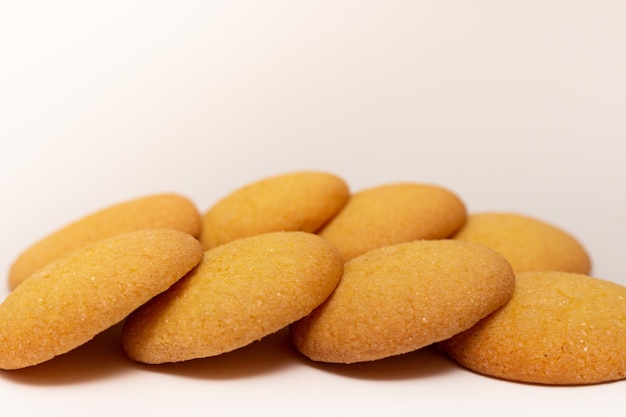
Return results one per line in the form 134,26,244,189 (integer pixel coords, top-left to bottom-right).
1,1,625,416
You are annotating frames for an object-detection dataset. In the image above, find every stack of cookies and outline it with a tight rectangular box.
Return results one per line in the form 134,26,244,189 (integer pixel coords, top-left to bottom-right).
2,171,624,386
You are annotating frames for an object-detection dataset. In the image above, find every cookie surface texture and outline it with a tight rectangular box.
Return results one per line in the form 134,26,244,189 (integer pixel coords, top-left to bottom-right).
122,231,344,364
290,239,515,364
0,229,204,370
9,193,202,290
438,271,626,385
452,212,591,274
317,182,466,261
199,171,349,249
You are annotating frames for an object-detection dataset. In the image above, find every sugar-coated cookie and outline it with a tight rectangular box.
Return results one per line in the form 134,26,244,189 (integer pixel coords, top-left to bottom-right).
452,212,591,274
199,171,349,249
317,182,466,261
0,229,204,370
8,193,202,290
439,271,626,385
290,239,515,363
122,231,344,364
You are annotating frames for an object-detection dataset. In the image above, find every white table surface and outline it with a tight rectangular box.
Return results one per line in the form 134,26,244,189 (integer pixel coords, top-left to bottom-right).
1,2,625,416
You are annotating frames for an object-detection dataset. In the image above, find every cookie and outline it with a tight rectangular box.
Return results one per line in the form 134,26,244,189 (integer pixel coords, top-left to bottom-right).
290,239,515,363
199,171,349,249
317,182,466,261
452,212,591,274
8,193,202,290
122,231,344,364
439,271,626,385
0,229,204,370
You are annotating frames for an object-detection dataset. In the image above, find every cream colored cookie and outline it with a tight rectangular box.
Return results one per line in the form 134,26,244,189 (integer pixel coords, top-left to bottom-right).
199,171,349,250
439,271,626,385
317,182,466,261
9,193,202,290
122,231,344,364
452,212,591,274
0,229,204,370
290,239,515,364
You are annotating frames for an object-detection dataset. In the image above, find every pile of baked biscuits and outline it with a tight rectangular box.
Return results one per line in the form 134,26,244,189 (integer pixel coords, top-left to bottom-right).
2,171,625,386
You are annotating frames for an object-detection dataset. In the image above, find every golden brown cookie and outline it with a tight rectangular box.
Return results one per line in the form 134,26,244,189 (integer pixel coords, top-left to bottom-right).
199,171,349,250
439,271,626,385
452,212,591,274
9,193,202,290
0,229,204,370
122,231,344,364
290,239,515,363
317,182,466,261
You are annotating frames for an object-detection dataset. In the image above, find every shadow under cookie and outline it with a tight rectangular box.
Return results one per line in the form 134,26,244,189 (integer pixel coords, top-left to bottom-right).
128,327,299,380
294,345,457,381
0,323,131,386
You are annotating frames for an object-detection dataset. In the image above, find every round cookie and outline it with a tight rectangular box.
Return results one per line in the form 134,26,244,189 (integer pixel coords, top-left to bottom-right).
317,182,467,261
9,193,202,290
290,239,515,364
199,171,349,250
0,229,204,370
122,231,344,364
438,271,626,385
452,212,591,274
